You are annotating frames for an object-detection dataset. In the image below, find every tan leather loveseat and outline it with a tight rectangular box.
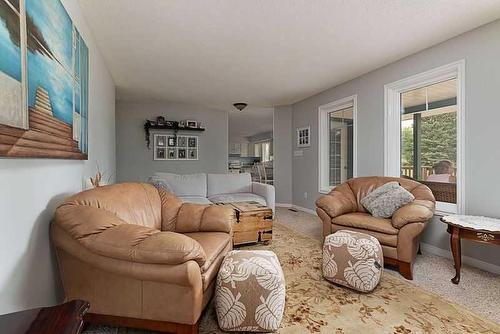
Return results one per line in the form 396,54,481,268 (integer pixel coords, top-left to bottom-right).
316,177,435,280
52,183,235,334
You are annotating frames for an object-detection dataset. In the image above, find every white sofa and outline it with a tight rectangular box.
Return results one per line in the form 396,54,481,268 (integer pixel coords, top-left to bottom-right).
150,172,275,212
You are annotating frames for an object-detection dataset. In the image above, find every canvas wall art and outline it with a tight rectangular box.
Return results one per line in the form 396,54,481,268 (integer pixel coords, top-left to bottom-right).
0,0,89,159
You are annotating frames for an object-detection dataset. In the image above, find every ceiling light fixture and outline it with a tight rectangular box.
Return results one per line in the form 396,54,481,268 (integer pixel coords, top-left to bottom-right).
233,103,248,112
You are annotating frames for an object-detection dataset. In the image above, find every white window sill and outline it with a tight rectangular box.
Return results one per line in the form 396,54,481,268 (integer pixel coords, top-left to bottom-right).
434,201,458,216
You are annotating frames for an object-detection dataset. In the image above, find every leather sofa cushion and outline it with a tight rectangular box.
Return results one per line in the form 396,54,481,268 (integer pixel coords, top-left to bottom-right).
154,172,207,197
207,173,252,196
184,232,232,272
208,193,266,206
331,223,398,247
332,212,399,235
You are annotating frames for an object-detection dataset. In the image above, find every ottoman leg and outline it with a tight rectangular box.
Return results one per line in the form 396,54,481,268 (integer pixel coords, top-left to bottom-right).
398,261,413,280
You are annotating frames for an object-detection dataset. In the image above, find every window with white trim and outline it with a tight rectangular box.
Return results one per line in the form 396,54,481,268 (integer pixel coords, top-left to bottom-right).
385,61,465,214
319,95,357,193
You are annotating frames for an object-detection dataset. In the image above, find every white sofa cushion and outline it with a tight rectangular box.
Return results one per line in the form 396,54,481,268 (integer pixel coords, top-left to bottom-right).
208,193,267,206
207,173,252,196
153,172,207,197
178,196,213,205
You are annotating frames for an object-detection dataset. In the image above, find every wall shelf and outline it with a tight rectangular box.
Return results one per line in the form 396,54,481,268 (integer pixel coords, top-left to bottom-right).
144,121,205,148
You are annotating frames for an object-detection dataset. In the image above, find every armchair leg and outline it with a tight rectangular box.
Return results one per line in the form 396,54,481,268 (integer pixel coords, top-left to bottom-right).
398,261,413,280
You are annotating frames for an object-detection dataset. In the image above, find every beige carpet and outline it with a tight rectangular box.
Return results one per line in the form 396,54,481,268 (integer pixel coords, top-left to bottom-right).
85,221,500,334
275,207,500,324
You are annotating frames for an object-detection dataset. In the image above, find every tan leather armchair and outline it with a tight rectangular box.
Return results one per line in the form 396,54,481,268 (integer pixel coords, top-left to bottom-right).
52,183,235,334
316,176,435,280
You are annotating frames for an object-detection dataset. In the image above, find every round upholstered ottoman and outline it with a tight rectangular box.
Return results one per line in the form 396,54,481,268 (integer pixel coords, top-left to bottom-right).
215,250,286,332
323,230,383,292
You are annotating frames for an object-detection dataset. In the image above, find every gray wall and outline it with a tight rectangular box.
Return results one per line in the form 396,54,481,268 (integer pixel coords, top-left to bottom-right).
274,106,293,204
116,100,228,182
0,0,116,314
291,19,500,268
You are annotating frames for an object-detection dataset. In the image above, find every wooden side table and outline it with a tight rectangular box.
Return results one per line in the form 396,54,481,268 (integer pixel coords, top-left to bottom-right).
0,300,89,334
441,215,500,284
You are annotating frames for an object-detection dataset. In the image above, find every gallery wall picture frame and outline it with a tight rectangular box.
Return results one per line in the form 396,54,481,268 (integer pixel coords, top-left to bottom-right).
153,134,198,161
297,126,311,148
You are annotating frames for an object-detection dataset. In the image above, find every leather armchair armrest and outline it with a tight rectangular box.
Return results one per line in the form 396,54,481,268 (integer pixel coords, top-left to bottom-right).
252,182,275,211
54,204,206,266
392,199,435,229
175,203,235,234
315,191,356,219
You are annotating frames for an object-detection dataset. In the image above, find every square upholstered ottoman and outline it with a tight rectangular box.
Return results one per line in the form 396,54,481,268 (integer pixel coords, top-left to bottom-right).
323,230,383,292
215,250,286,332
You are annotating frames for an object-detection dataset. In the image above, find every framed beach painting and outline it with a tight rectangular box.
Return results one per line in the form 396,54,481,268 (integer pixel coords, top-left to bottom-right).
0,0,89,159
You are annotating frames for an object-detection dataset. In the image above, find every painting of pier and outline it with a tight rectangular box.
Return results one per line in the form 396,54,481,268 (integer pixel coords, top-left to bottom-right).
0,0,88,159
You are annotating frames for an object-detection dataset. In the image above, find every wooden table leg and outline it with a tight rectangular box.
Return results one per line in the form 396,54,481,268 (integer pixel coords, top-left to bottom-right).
450,226,461,284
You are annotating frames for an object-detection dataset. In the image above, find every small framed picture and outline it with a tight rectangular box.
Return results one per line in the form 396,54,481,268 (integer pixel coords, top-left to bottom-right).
186,120,197,128
155,147,166,160
188,149,198,160
188,137,197,148
178,148,187,159
297,126,310,148
155,134,166,147
167,136,176,147
167,148,177,159
177,136,187,147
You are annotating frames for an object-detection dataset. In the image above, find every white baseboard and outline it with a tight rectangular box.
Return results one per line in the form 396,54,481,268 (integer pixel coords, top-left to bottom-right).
420,242,500,275
276,203,317,215
291,205,317,215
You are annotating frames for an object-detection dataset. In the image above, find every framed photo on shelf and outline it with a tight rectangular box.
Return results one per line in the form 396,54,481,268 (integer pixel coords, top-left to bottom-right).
297,126,311,147
178,148,187,159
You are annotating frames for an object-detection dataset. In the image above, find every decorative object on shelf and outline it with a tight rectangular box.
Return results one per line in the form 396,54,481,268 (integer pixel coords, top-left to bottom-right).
154,134,198,161
233,102,248,111
156,116,165,126
297,126,311,147
86,163,113,189
0,0,89,159
440,215,499,284
144,119,205,148
186,120,197,128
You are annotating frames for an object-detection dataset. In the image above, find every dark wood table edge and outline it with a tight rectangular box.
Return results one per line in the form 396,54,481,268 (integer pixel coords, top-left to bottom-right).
440,216,500,284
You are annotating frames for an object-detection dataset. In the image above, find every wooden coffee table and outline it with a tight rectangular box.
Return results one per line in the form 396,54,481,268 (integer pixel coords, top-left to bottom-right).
216,201,273,246
0,300,89,334
441,215,500,284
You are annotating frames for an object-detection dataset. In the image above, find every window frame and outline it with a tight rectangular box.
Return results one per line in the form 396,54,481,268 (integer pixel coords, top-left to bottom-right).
318,95,358,194
384,60,465,214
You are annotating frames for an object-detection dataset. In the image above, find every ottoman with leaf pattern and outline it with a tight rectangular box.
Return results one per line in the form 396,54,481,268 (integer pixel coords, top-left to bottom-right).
323,230,383,292
215,250,286,332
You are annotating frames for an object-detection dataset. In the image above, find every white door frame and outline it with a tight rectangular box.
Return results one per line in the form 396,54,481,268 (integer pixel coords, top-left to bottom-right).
318,95,358,194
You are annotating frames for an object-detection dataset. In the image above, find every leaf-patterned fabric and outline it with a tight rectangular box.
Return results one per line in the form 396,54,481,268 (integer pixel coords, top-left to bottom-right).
323,230,383,292
215,250,286,332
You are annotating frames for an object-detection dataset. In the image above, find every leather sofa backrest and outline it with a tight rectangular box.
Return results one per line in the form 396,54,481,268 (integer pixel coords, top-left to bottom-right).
342,176,434,213
61,183,162,229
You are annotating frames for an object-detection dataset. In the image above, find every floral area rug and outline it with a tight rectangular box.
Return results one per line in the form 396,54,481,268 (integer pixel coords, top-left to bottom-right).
85,222,500,334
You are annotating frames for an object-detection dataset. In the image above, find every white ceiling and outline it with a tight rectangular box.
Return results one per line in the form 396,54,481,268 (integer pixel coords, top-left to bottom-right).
229,106,274,141
79,0,500,111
